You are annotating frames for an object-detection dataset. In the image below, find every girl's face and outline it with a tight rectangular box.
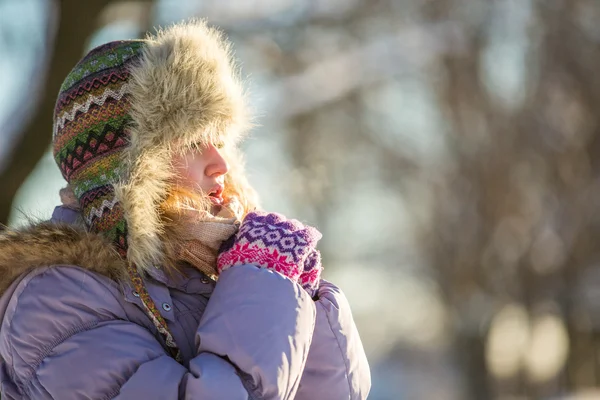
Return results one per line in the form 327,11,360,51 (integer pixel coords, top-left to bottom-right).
171,143,229,206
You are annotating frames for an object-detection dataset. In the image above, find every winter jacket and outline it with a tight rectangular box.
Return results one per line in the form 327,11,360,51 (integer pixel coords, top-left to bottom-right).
0,206,371,399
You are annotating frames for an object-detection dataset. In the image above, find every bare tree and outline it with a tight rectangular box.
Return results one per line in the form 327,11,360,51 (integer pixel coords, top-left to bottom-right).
417,1,600,398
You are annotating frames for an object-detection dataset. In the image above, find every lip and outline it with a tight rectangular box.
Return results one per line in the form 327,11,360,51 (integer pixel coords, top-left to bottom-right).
208,184,224,205
209,196,223,205
208,184,224,197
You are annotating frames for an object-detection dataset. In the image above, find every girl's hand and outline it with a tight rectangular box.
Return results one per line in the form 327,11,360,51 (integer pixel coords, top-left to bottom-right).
217,211,322,286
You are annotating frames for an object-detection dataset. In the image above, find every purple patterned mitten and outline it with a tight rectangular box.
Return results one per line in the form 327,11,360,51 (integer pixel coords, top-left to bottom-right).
217,211,322,283
299,249,323,297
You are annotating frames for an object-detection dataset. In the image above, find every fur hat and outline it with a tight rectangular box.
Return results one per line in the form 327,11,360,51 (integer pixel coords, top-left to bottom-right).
52,20,257,275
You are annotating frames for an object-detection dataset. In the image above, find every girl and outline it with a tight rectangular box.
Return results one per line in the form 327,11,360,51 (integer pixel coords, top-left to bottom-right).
0,20,370,399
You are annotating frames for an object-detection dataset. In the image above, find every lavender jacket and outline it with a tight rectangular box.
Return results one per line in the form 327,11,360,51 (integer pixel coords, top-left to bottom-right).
0,207,370,399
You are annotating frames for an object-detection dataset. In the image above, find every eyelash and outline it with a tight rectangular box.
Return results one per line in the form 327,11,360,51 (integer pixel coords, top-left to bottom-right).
192,142,224,151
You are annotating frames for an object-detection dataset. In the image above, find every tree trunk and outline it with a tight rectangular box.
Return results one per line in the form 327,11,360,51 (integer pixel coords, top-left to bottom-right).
0,0,120,225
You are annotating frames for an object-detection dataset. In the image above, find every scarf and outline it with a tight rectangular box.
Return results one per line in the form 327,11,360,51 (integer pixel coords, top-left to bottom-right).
165,205,240,280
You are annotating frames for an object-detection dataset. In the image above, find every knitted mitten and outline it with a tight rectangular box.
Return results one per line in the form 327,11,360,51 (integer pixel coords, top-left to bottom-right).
217,211,322,283
299,249,323,297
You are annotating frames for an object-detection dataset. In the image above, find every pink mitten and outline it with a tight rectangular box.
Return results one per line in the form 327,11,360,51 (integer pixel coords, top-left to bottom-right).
217,211,322,284
299,249,323,297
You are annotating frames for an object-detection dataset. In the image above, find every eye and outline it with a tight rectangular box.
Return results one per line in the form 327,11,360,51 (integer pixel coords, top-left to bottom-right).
192,142,205,152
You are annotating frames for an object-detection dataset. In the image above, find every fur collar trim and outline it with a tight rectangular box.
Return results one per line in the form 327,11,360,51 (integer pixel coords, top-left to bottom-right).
0,222,126,297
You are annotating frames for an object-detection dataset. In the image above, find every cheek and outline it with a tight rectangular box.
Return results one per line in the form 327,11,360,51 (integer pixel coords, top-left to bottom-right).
172,154,206,187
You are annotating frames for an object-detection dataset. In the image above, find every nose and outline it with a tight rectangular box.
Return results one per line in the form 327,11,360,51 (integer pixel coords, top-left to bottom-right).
205,144,229,178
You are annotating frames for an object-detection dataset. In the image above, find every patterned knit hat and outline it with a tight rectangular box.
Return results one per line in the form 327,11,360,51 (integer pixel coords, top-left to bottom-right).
52,20,254,270
53,40,141,257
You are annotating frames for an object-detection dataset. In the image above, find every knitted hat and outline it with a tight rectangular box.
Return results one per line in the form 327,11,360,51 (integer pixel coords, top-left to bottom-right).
52,21,256,273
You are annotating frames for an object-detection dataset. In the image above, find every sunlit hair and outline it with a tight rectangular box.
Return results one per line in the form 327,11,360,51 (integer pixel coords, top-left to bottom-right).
160,187,214,218
157,187,201,277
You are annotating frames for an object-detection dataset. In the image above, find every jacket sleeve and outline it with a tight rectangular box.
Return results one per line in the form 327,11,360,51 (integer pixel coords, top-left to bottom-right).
294,280,371,400
0,264,316,400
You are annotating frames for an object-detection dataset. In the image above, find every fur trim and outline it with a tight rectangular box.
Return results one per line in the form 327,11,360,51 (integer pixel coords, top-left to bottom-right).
0,222,126,297
116,20,252,272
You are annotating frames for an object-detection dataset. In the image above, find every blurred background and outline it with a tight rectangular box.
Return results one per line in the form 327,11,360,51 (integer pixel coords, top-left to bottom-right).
3,0,600,399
